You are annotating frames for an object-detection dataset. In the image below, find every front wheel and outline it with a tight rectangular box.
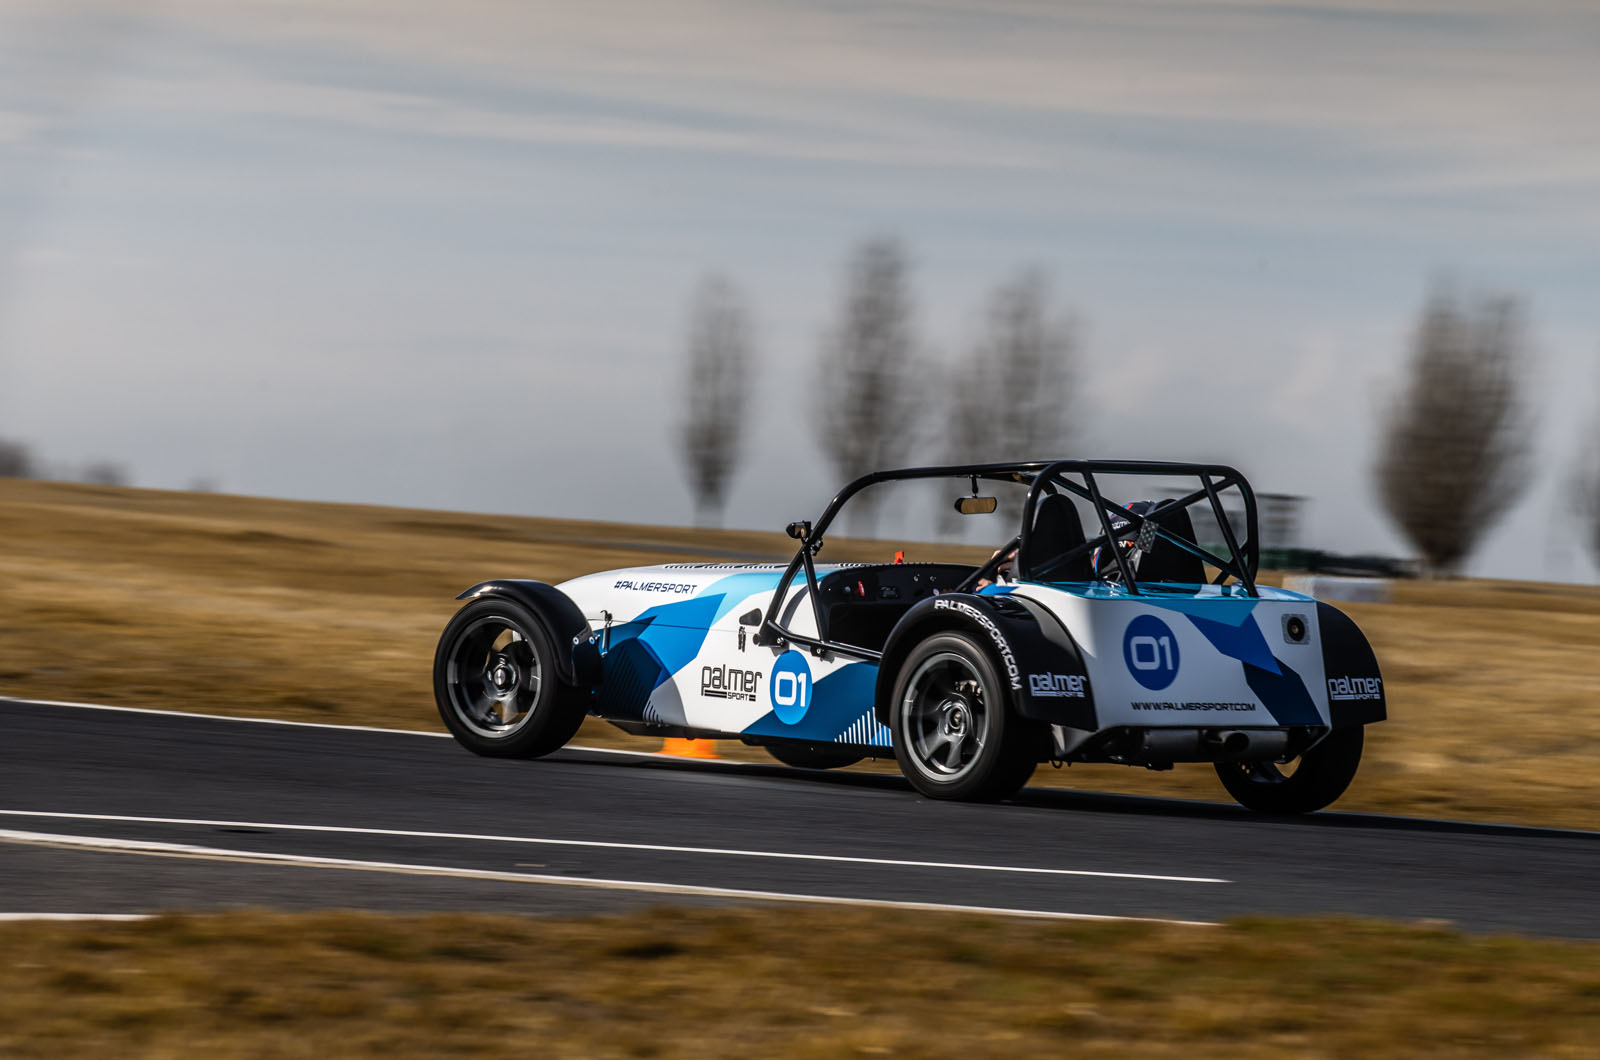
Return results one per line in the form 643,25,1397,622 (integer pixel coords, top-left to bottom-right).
1214,726,1364,814
433,598,588,758
890,632,1041,801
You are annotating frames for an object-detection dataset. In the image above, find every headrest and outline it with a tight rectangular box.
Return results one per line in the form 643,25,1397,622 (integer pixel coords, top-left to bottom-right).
1132,501,1206,585
1020,493,1092,581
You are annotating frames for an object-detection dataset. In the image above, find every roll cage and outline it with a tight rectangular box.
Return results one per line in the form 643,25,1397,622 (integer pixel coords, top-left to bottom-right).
757,459,1261,663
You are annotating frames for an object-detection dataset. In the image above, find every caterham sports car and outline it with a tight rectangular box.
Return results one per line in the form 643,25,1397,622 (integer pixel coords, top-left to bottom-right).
433,461,1386,813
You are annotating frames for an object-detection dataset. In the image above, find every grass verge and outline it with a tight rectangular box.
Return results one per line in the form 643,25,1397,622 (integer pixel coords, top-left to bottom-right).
2,478,1598,828
3,908,1600,1058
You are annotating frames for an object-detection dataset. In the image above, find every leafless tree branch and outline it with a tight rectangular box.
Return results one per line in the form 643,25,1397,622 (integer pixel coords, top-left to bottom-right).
944,269,1078,525
813,238,926,533
1373,285,1533,576
677,274,752,527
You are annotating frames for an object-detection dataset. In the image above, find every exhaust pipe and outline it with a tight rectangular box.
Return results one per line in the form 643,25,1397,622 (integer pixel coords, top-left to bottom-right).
1203,730,1254,755
1204,730,1251,755
1204,729,1290,762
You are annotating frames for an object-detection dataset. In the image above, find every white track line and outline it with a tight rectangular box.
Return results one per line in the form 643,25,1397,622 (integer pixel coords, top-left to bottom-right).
0,701,716,758
1,696,453,739
0,830,1214,926
0,913,151,922
0,811,1227,884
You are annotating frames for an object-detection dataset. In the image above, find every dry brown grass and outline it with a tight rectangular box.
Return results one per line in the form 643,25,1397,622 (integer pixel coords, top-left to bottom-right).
0,479,801,739
2,478,1598,828
3,908,1600,1058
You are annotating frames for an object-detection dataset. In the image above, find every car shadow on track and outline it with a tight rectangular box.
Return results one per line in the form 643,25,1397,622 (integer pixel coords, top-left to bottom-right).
552,746,1600,843
1011,785,1600,842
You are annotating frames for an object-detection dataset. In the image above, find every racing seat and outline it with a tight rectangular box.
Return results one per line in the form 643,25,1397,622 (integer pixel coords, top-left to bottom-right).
1019,494,1093,581
1131,503,1207,585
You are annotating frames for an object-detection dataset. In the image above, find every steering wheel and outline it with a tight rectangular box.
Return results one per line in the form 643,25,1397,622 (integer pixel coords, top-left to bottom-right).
953,534,1021,595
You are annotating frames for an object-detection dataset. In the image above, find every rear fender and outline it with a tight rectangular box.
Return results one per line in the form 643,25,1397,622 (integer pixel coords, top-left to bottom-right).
455,580,602,689
1317,601,1386,727
874,593,1096,729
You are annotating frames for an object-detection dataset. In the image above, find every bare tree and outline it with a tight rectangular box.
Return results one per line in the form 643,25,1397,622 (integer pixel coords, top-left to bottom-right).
1373,285,1533,575
677,275,752,527
0,438,35,478
814,238,925,533
945,269,1078,524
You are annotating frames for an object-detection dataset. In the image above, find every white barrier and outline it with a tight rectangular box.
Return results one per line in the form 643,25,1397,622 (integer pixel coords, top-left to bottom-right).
1282,574,1392,603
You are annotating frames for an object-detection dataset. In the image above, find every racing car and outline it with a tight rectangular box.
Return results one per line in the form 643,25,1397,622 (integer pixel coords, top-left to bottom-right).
432,460,1386,813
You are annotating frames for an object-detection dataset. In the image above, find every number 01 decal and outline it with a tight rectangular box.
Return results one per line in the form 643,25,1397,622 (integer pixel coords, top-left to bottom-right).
768,650,813,724
1122,614,1181,691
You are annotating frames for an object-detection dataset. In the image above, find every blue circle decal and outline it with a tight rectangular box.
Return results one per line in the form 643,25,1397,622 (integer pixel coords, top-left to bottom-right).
1122,615,1181,691
768,650,813,724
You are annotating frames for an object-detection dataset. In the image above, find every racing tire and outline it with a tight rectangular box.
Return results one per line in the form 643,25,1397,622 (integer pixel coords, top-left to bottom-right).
1214,725,1364,814
433,598,589,759
890,632,1042,802
764,743,864,770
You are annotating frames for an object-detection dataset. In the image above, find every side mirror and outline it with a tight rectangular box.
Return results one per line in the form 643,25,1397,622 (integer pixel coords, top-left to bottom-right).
953,496,997,515
786,520,811,540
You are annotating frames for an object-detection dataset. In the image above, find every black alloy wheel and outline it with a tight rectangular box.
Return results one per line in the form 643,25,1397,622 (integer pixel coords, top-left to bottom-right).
890,632,1041,801
433,598,587,758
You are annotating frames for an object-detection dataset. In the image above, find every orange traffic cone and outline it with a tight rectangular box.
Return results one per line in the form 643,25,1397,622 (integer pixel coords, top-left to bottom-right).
661,737,719,759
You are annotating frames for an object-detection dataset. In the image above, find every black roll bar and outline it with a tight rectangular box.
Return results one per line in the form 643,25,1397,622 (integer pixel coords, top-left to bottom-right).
757,459,1261,657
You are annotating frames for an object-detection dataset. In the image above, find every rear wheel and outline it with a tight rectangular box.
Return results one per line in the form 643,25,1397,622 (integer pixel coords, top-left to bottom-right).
765,743,864,770
1214,726,1364,814
433,598,588,758
890,632,1041,801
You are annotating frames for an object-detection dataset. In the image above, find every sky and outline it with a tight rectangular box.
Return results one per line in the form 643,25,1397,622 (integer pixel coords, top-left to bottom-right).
1,0,1597,581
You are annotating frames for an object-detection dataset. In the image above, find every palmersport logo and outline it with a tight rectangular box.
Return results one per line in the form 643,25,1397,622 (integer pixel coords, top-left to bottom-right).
1028,673,1086,698
702,664,761,702
613,579,696,594
1327,675,1382,701
933,598,1022,691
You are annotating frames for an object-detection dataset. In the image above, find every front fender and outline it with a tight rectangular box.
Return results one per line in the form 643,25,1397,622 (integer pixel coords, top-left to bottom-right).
874,593,1096,729
455,580,602,689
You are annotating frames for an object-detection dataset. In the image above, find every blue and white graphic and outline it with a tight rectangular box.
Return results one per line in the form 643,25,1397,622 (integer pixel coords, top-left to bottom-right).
768,650,813,725
1122,614,1181,691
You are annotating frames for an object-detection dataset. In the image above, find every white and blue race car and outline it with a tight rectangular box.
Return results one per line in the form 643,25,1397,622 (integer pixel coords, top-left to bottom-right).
433,461,1386,813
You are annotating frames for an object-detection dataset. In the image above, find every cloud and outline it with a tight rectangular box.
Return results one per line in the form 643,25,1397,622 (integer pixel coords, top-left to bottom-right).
217,1,1590,146
10,0,1597,233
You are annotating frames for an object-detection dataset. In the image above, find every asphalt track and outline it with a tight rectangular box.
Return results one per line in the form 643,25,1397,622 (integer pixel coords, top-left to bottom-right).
3,698,1598,937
